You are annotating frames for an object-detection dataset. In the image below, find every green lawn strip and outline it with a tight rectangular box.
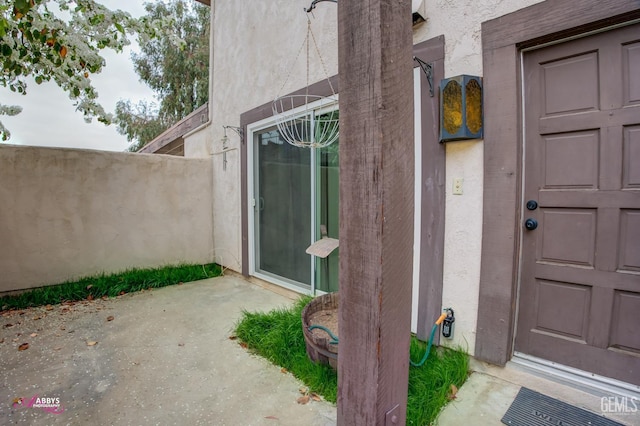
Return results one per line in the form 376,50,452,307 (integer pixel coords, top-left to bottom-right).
234,297,469,425
0,263,222,311
407,339,469,425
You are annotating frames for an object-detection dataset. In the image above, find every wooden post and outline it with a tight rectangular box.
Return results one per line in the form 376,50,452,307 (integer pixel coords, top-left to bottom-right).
337,0,414,424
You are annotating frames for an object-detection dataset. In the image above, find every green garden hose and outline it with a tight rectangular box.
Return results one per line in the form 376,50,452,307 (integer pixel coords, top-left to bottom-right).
309,311,447,367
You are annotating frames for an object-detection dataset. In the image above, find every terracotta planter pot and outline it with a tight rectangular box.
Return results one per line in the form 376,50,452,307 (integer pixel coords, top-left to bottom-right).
301,292,338,370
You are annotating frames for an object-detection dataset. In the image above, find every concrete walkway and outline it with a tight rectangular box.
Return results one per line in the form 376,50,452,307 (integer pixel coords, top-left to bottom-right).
0,275,336,425
438,359,638,426
2,274,637,425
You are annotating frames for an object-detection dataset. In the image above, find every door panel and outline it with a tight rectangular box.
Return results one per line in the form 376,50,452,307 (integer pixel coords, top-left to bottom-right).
541,52,599,114
255,126,311,288
517,23,640,385
623,42,640,105
315,140,340,293
538,209,597,266
624,126,640,188
542,132,599,188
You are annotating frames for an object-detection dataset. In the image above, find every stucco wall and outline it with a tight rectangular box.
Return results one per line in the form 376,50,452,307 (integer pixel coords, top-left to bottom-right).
185,0,339,272
412,0,543,354
191,0,547,355
0,146,213,292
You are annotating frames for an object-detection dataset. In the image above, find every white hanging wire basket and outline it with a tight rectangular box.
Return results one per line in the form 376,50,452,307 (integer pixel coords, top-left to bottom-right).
273,17,338,149
272,95,339,148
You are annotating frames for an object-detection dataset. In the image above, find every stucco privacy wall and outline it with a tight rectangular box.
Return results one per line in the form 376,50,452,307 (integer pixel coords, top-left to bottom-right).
191,0,544,355
0,146,213,293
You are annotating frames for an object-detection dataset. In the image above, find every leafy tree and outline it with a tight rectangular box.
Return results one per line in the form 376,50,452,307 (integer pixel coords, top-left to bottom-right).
114,100,167,149
116,0,209,152
0,0,164,141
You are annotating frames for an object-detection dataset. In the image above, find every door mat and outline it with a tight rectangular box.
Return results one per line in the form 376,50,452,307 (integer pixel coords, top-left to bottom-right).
501,387,624,426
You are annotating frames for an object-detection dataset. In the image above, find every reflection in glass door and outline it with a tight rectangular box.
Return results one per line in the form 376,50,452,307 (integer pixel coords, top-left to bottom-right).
315,139,339,293
254,126,312,289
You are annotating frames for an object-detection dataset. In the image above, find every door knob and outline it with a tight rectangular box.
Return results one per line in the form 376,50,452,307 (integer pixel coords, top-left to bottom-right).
526,200,538,210
524,218,538,230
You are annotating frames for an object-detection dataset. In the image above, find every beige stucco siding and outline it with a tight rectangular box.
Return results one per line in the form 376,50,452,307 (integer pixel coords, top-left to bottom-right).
186,0,546,355
412,0,544,354
0,146,213,292
186,0,339,271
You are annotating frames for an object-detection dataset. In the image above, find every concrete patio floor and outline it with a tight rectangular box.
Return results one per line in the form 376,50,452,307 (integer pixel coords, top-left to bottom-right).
1,274,637,425
1,275,336,425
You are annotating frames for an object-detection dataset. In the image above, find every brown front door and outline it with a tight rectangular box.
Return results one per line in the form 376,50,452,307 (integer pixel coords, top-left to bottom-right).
516,23,640,385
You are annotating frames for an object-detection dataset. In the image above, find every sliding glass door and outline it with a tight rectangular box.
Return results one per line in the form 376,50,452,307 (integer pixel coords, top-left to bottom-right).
252,109,339,293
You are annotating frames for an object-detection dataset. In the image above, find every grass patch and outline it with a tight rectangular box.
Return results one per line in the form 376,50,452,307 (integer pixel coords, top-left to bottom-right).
407,339,469,425
0,263,222,311
234,297,469,425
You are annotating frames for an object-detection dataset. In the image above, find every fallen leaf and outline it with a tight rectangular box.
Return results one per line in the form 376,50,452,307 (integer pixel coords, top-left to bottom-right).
53,347,62,351
12,397,23,405
87,341,98,346
280,367,288,374
0,338,5,343
264,416,278,420
178,342,185,347
86,294,94,301
228,335,238,340
119,291,126,296
310,393,322,402
299,386,308,395
86,285,93,290
101,296,108,300
106,316,114,322
45,305,54,311
30,333,37,337
33,316,41,320
59,45,67,58
4,323,13,328
18,343,29,351
296,395,310,405
448,384,458,401
239,342,248,349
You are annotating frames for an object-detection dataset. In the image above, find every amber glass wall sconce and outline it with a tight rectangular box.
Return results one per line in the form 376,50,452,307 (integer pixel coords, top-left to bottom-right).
439,75,483,142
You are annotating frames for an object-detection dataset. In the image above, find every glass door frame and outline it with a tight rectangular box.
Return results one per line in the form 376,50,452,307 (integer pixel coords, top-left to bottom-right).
247,96,339,295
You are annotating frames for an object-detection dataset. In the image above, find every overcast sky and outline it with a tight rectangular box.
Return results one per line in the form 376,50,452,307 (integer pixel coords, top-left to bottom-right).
0,1,156,152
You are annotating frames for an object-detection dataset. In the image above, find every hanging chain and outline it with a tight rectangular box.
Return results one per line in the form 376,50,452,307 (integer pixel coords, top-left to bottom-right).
308,18,336,97
275,23,309,99
306,17,311,99
275,16,335,100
